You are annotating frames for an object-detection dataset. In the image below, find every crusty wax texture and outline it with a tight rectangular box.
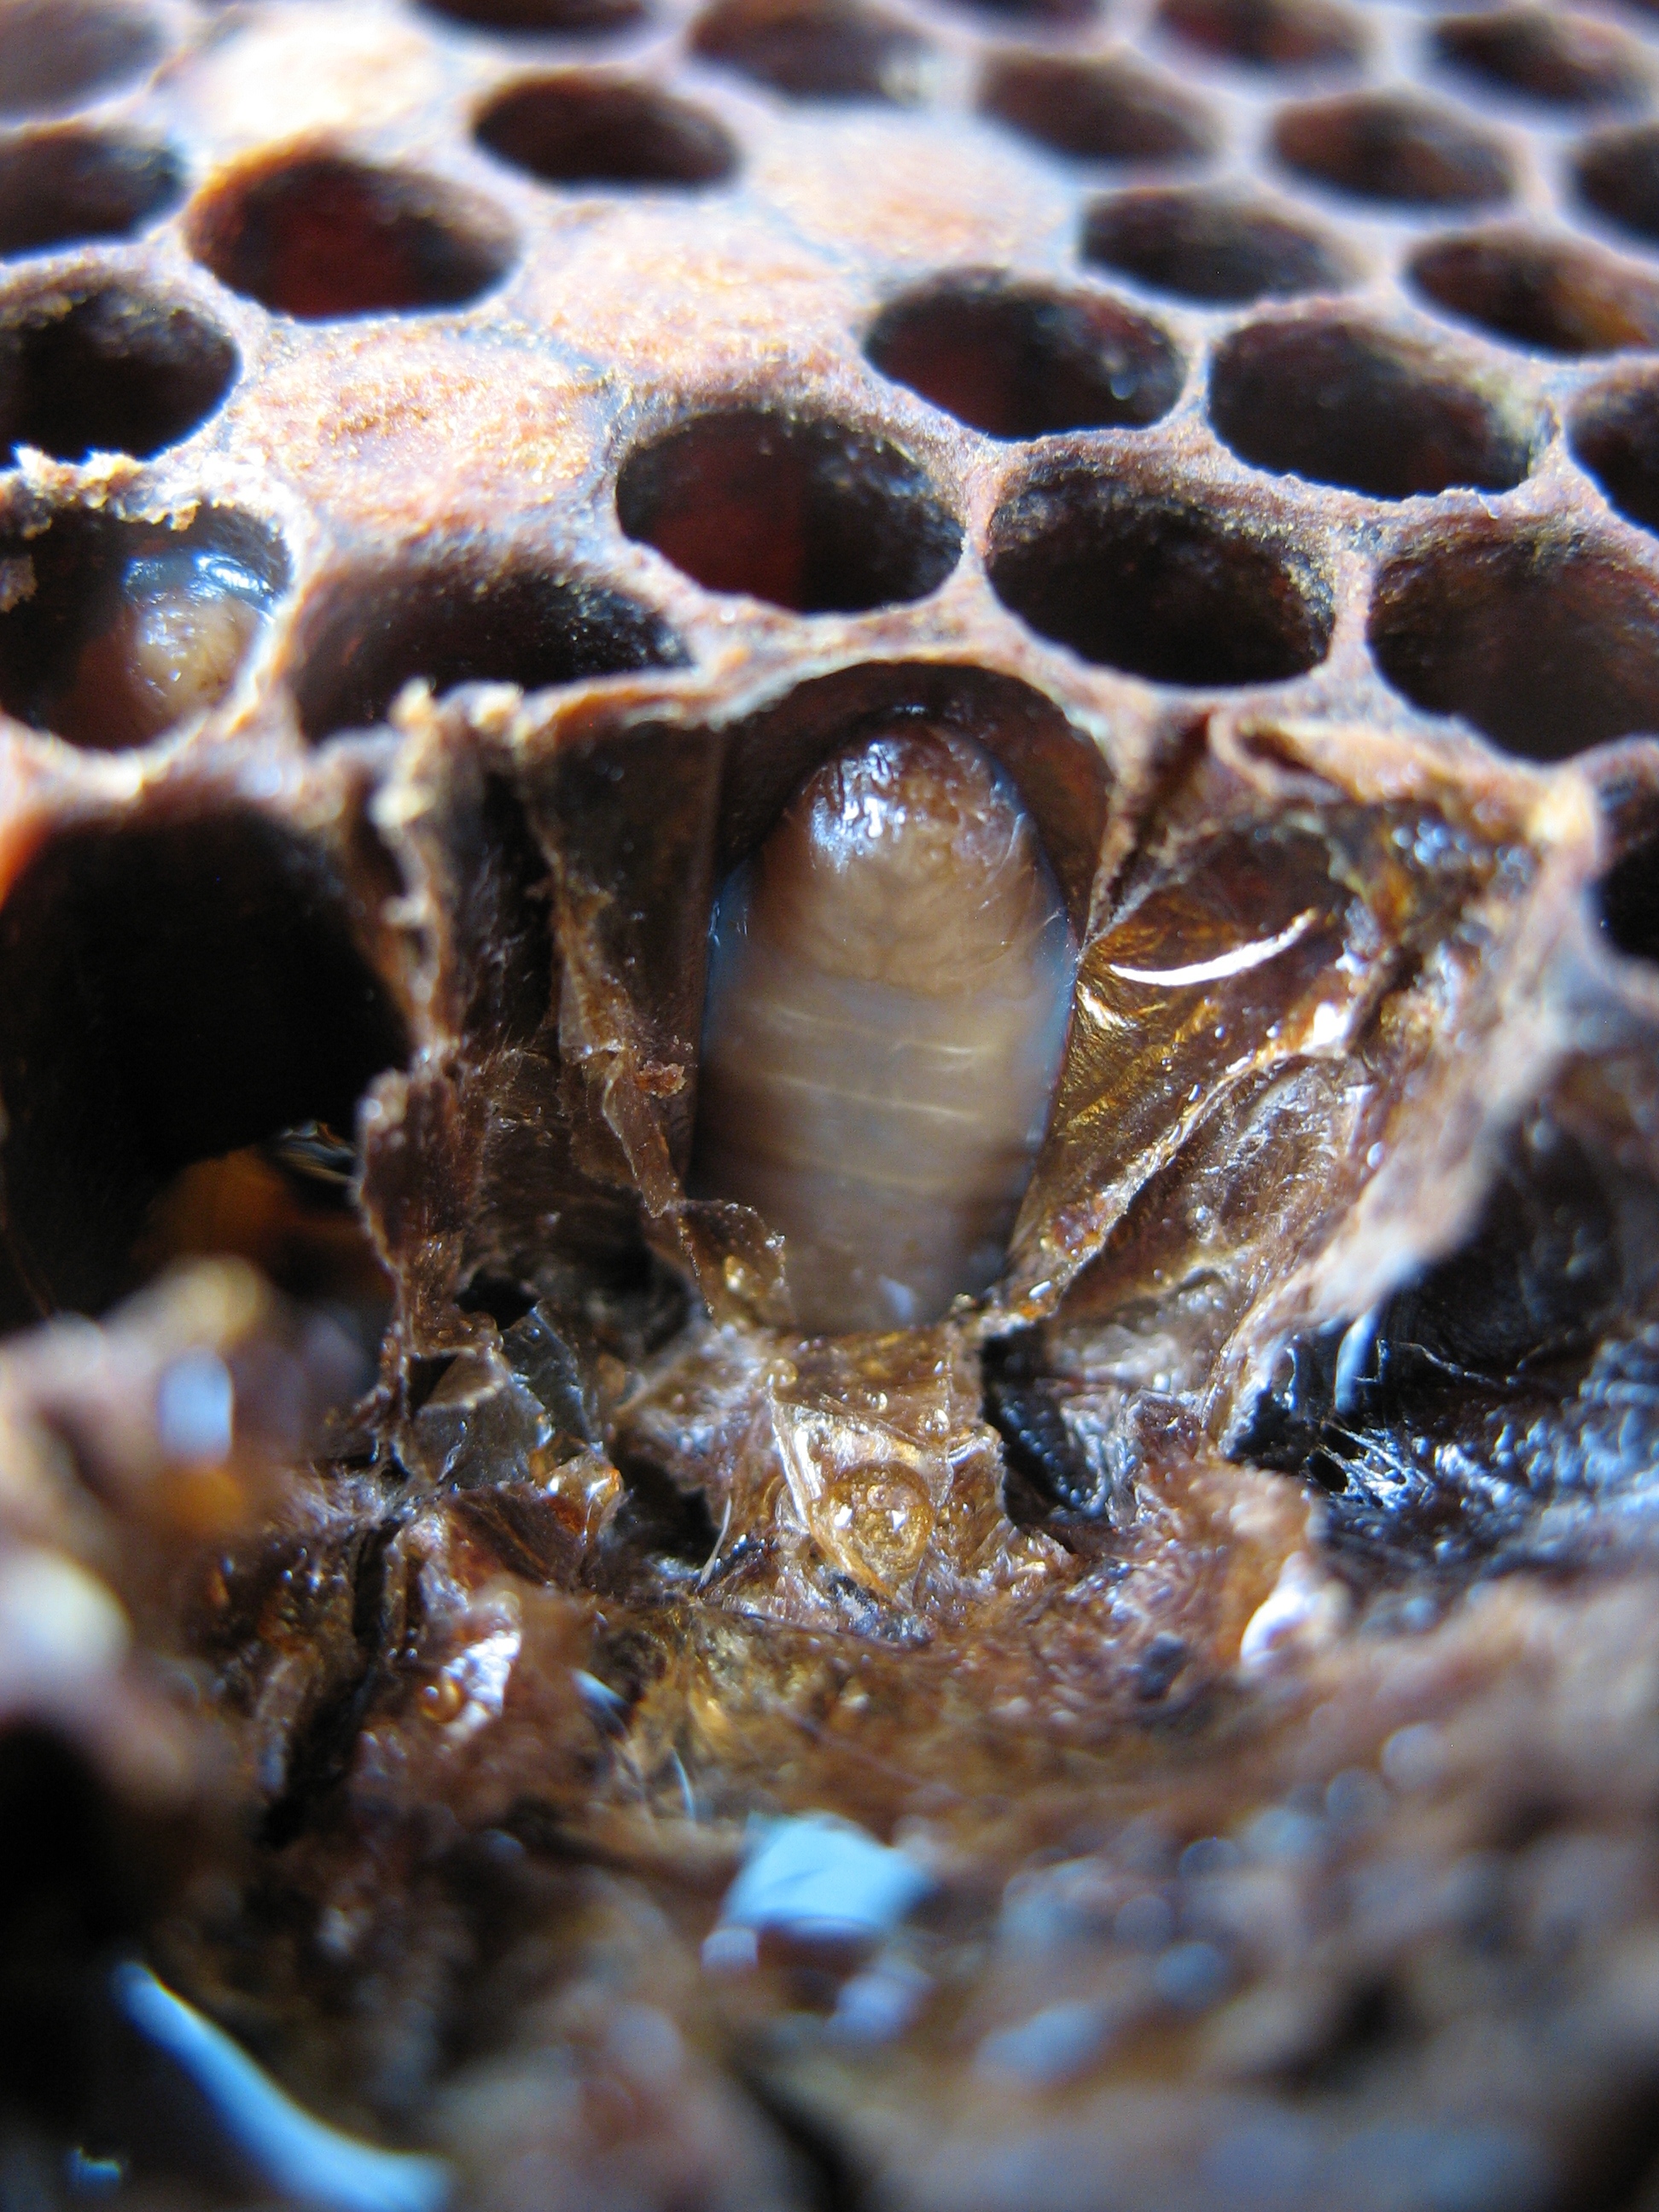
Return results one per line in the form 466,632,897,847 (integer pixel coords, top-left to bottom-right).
2,2,1659,2211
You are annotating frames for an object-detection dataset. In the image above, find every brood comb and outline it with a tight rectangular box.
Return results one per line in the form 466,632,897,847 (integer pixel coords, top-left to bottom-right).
5,0,1659,2206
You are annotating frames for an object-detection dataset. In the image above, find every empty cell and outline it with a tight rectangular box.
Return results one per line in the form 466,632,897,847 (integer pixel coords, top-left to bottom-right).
617,408,960,611
1572,373,1659,533
1412,230,1659,356
866,273,1183,439
0,0,163,121
979,53,1219,166
1370,520,1659,760
0,126,183,259
690,0,934,102
1576,125,1659,248
0,283,236,464
187,154,515,320
0,509,287,751
475,76,736,189
1210,315,1540,498
423,0,647,31
1435,9,1652,111
987,459,1331,686
291,552,684,741
1082,185,1352,305
939,0,1097,28
0,810,408,1318
1272,91,1513,210
1598,828,1659,964
1157,0,1365,73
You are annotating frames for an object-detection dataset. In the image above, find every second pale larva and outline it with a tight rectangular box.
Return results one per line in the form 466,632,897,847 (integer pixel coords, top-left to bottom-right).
690,721,1079,1335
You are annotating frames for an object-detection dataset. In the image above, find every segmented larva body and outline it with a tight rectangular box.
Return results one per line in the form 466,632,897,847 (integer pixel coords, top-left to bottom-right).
691,723,1078,1334
47,546,269,751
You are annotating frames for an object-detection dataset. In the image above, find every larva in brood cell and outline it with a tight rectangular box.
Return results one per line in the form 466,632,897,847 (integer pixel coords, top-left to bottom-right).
45,545,271,751
690,722,1078,1335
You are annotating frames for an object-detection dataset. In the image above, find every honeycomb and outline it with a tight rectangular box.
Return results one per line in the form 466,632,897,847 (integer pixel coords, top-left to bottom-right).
9,0,1659,2203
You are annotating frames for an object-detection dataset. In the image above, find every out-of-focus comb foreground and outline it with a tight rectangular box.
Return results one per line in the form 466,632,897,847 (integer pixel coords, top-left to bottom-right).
8,0,1659,2204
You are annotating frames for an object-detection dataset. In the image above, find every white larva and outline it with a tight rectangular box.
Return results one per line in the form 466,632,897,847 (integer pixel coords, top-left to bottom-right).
690,722,1078,1334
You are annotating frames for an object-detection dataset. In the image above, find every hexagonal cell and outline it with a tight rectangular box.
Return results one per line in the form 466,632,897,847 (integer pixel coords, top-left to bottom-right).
1598,825,1659,963
1411,230,1659,356
0,126,183,258
978,52,1219,167
475,77,737,189
1210,314,1540,499
865,273,1184,439
689,0,934,102
1569,373,1659,534
1081,185,1352,305
1370,519,1659,760
617,409,961,611
1576,124,1659,249
1272,90,1514,210
0,282,236,464
0,509,288,751
987,457,1332,686
939,0,1097,28
290,550,686,742
423,0,647,31
1434,10,1652,111
0,0,163,121
186,153,515,320
1156,0,1365,73
0,809,407,1319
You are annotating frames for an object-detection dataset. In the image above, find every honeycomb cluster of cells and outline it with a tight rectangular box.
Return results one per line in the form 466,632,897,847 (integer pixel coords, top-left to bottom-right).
9,0,1659,771
3,0,1659,1712
14,0,1659,2203
3,0,1659,1320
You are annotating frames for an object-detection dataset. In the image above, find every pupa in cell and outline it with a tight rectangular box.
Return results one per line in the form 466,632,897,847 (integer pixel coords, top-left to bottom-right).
691,721,1078,1334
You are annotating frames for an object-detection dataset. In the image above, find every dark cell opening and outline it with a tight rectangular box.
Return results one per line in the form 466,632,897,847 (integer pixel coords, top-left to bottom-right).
0,284,236,465
607,1447,721,1570
186,153,514,320
866,274,1183,439
422,0,647,31
0,0,163,121
0,811,409,1321
1571,374,1659,534
1081,186,1352,306
1599,831,1659,964
1370,520,1659,760
0,507,287,751
1209,315,1540,499
617,408,961,612
978,53,1219,167
0,1729,135,2126
1434,9,1652,111
689,0,934,102
1410,230,1659,357
291,552,685,741
474,75,736,189
940,0,1097,27
988,459,1331,687
0,127,183,258
1156,0,1365,73
1576,125,1659,249
1272,90,1514,209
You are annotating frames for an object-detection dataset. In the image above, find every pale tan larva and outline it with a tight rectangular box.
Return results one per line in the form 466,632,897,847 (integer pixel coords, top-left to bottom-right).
690,722,1078,1334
